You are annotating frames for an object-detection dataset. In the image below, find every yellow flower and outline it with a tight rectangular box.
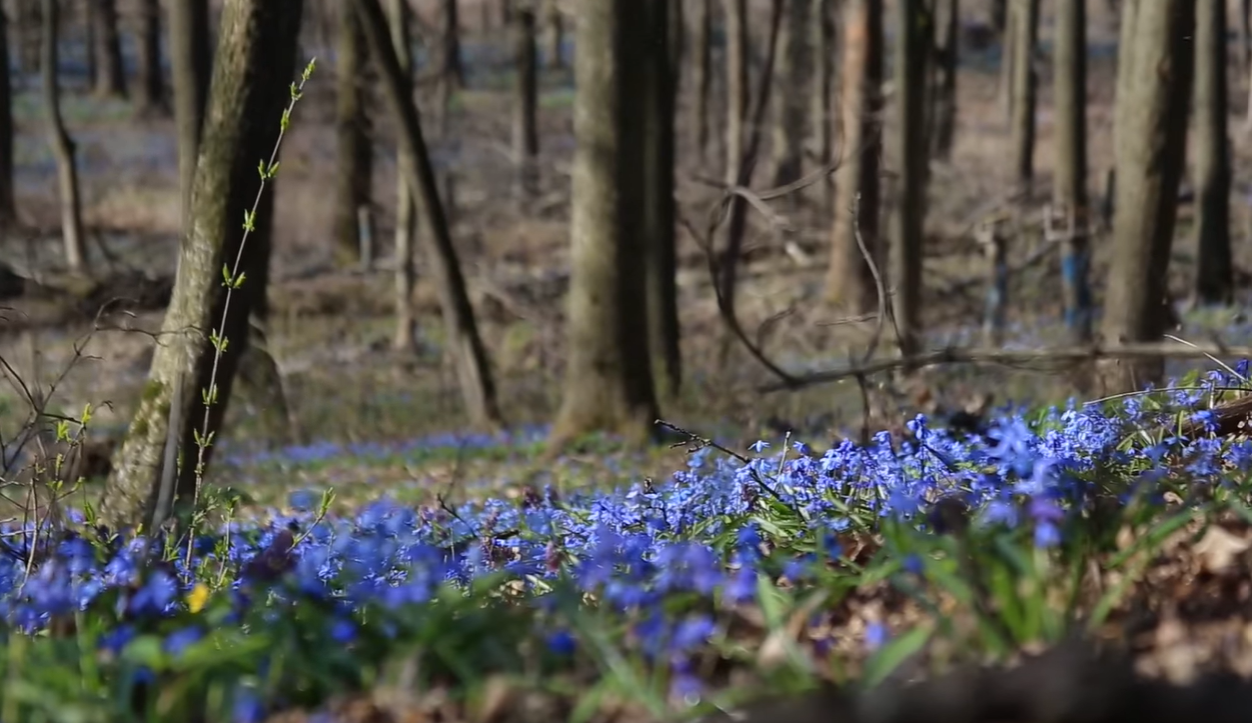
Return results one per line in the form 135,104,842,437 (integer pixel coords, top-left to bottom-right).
187,583,211,614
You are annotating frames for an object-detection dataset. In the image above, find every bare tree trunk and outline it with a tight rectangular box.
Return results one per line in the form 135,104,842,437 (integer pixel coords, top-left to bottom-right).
929,0,959,159
356,0,502,429
513,4,539,200
91,0,127,100
643,0,681,400
334,0,373,268
550,0,658,448
1054,0,1091,342
769,0,811,188
891,0,928,357
389,0,418,352
998,0,1016,120
134,0,168,116
811,0,836,219
1009,0,1038,187
1241,0,1251,76
169,0,212,225
1098,0,1194,395
545,0,564,69
442,0,464,88
0,5,17,237
692,0,713,163
41,0,85,274
723,0,748,182
101,0,304,529
824,0,882,314
1193,0,1231,305
14,0,39,74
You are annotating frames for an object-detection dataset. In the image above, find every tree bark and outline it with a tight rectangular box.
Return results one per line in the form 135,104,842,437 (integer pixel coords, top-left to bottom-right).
1054,0,1091,342
91,0,127,100
334,0,374,268
643,0,681,400
824,0,882,314
1193,0,1232,305
692,0,713,163
545,0,564,70
389,0,418,353
134,0,168,117
168,0,212,226
723,0,749,183
998,0,1015,120
41,0,85,274
1008,0,1038,187
101,0,304,529
355,0,503,429
929,0,959,159
14,0,39,74
550,0,659,447
811,0,836,219
891,0,928,357
769,0,811,187
442,0,465,88
1098,0,1194,394
513,4,539,199
0,4,17,237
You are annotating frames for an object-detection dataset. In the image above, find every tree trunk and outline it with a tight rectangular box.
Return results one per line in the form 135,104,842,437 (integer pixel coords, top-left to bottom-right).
692,0,712,163
1009,0,1038,187
14,0,39,74
513,4,539,199
1240,0,1251,76
545,0,564,69
929,0,958,159
1098,0,1194,394
723,0,748,183
1054,0,1092,342
91,0,127,100
811,0,836,219
550,0,659,448
998,0,1015,120
769,0,811,187
101,0,304,529
334,0,373,268
824,0,882,314
168,0,212,225
356,0,503,429
0,5,17,237
41,0,85,274
669,0,684,94
389,0,418,352
442,0,464,88
891,0,928,357
1193,0,1232,305
643,0,681,400
134,0,168,116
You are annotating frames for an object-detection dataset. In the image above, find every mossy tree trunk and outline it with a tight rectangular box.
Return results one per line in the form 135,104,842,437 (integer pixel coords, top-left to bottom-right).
91,0,127,100
42,0,85,275
1054,0,1091,342
512,4,539,200
1008,0,1038,187
169,0,212,225
549,0,659,448
1097,0,1194,394
334,0,374,268
0,5,17,238
642,0,681,400
356,0,503,429
891,0,928,357
691,0,713,163
101,0,305,530
1193,0,1232,305
389,0,418,352
134,0,168,117
769,0,811,187
825,0,882,314
929,0,958,159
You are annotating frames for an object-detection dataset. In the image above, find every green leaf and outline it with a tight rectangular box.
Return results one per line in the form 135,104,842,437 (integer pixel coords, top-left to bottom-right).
861,624,933,688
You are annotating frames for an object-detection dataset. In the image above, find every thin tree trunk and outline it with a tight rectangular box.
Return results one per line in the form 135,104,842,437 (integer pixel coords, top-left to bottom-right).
168,0,212,226
91,0,127,100
812,0,836,218
692,0,712,163
442,0,464,88
1009,0,1038,187
134,0,168,116
770,0,811,187
513,4,539,200
825,0,882,314
0,5,17,237
891,0,928,357
14,0,38,74
723,0,748,183
1054,0,1091,342
41,0,85,274
1241,0,1251,76
550,0,658,448
1098,0,1194,394
930,0,959,159
356,0,503,429
334,0,373,268
998,0,1016,121
101,0,304,529
389,0,418,352
546,0,564,69
643,0,681,400
1193,0,1231,305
